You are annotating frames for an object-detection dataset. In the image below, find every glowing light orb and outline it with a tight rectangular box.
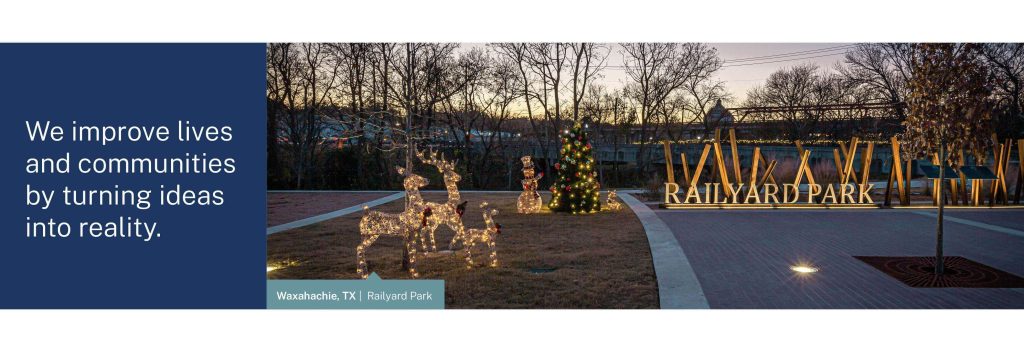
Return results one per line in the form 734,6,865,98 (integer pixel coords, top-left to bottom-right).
790,265,819,274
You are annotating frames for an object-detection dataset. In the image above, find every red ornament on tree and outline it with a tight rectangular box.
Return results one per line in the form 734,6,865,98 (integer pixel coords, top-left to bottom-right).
548,123,601,213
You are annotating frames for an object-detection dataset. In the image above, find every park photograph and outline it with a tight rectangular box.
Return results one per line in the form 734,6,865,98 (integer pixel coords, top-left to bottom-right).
264,42,1024,309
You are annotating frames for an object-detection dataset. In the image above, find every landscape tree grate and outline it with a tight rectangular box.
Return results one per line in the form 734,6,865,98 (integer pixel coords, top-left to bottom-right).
854,256,1024,288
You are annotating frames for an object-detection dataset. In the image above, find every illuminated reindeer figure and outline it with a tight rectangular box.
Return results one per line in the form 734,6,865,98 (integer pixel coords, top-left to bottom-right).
416,148,468,252
356,166,430,279
606,189,623,211
462,202,501,269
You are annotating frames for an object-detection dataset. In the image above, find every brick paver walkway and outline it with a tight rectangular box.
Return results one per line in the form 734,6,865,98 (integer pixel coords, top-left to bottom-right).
655,208,1024,308
934,210,1024,232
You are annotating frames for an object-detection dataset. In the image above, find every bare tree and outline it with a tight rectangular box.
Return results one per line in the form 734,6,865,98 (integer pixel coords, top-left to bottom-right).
479,55,523,188
330,43,372,113
266,43,341,188
568,43,609,122
682,80,731,139
981,43,1024,136
437,47,490,186
380,43,470,174
744,64,825,141
620,43,721,176
491,43,565,178
265,44,290,187
839,43,914,119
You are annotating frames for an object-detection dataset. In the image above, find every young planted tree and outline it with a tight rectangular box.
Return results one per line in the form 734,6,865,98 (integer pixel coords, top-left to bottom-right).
902,43,994,275
549,123,601,214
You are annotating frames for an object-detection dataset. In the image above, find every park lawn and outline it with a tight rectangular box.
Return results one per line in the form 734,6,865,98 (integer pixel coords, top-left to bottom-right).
267,192,658,309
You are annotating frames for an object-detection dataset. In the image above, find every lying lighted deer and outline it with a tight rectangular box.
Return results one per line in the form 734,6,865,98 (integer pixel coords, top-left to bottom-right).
356,166,430,279
416,148,468,252
462,202,501,269
606,189,623,211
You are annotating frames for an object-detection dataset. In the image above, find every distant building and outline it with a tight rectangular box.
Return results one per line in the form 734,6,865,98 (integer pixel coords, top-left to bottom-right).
704,99,734,126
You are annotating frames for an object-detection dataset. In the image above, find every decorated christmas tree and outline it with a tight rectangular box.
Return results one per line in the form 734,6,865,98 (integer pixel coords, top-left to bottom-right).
549,122,601,214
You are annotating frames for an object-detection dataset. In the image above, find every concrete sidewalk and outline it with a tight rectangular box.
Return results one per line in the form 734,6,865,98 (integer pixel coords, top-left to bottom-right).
620,193,709,309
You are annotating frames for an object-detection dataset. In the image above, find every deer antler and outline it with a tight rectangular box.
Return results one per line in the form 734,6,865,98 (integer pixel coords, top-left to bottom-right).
434,151,456,169
417,148,460,171
420,148,445,168
414,146,426,162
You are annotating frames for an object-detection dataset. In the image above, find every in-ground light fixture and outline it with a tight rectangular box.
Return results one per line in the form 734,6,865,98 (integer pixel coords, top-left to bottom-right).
790,264,819,274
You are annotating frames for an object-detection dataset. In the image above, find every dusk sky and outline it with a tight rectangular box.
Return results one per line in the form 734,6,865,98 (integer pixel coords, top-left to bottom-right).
463,43,852,106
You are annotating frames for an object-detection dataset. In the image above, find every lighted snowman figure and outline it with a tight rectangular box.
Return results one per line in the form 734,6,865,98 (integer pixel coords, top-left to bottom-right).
517,156,544,213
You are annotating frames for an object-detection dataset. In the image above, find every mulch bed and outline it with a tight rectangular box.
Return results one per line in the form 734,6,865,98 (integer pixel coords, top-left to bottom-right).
855,256,1024,288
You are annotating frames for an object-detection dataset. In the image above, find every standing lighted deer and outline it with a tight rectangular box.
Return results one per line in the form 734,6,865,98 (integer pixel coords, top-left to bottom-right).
356,166,430,279
462,202,501,269
416,149,468,252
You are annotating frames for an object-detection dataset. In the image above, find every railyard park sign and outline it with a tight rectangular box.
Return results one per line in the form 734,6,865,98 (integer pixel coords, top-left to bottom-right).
658,128,1023,209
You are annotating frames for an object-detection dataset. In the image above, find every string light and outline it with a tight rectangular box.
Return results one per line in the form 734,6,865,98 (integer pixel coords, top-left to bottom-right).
606,190,623,211
415,149,468,251
462,202,501,269
549,123,601,214
517,156,544,214
642,138,891,146
356,166,430,279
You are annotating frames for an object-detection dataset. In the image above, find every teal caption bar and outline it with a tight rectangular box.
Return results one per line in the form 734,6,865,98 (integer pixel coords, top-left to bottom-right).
267,273,444,309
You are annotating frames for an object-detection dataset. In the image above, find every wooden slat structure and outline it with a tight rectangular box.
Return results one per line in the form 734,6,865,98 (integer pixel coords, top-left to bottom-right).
658,133,1018,209
712,129,734,198
679,152,691,190
729,128,742,187
1017,139,1024,204
793,150,812,186
957,153,968,205
884,137,908,206
838,139,861,185
690,144,713,190
756,150,778,188
662,140,675,185
840,137,860,185
749,147,760,191
860,142,875,193
989,138,1012,205
793,140,817,187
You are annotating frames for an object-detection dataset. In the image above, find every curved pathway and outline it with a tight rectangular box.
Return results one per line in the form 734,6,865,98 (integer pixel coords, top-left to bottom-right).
619,193,710,309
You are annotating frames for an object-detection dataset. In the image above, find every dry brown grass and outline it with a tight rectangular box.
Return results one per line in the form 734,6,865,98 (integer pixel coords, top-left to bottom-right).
267,192,658,309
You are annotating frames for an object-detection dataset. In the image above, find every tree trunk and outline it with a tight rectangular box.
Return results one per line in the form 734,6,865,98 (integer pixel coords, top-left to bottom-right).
266,99,279,188
935,140,945,275
402,108,413,271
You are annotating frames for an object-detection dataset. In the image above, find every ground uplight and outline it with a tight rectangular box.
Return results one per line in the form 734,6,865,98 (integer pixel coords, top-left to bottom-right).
791,265,819,274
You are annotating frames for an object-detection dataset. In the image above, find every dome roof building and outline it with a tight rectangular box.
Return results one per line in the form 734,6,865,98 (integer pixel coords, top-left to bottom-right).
705,99,735,125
